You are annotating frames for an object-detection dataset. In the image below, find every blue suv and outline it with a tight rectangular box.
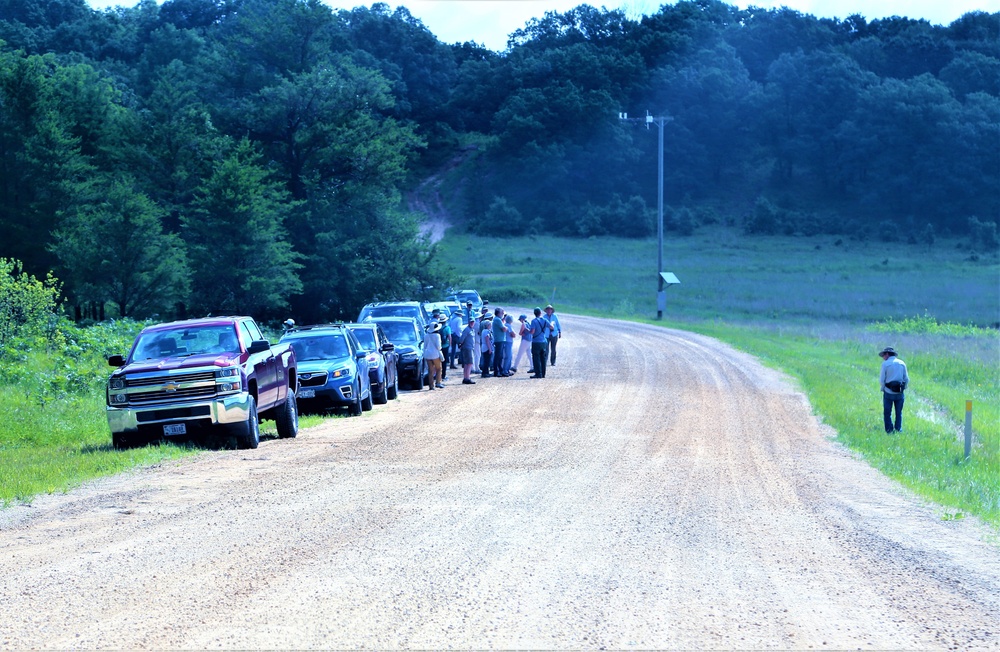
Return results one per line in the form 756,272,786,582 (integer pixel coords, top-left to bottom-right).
279,324,372,416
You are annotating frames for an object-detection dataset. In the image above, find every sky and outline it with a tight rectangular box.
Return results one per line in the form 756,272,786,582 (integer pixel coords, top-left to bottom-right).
86,0,1000,51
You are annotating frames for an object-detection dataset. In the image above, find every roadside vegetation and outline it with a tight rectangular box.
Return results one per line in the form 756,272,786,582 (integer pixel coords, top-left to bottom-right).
437,228,999,527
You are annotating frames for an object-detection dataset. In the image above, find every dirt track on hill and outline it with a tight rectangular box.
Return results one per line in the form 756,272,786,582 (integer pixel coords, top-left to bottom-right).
1,314,998,649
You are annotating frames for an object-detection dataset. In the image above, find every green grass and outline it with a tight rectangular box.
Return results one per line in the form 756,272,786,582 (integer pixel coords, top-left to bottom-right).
439,227,1000,527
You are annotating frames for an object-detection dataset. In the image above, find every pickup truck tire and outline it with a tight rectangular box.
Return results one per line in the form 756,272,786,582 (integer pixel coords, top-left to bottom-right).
234,396,260,449
275,390,299,439
112,433,131,450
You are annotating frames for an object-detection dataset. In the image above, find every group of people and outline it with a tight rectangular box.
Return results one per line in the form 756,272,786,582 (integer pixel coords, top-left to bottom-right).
422,302,562,387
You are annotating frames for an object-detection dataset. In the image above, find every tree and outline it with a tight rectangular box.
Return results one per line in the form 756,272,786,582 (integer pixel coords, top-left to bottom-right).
183,138,302,316
51,178,189,318
0,258,60,351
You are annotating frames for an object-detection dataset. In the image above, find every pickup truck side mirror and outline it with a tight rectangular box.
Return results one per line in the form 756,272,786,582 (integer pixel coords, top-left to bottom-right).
247,340,271,354
381,342,395,352
108,354,126,367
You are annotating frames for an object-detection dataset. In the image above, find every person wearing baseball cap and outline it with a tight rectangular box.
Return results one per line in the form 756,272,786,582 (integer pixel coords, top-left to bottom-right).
878,346,909,433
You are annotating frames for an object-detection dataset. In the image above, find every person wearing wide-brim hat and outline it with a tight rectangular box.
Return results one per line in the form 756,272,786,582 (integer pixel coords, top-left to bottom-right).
878,346,909,433
458,316,477,384
422,320,445,389
512,314,532,374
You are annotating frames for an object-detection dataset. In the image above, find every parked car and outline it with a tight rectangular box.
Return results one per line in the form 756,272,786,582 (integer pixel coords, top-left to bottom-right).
346,322,399,404
106,316,298,450
443,289,483,315
424,301,462,318
368,316,426,390
279,324,372,416
357,301,430,329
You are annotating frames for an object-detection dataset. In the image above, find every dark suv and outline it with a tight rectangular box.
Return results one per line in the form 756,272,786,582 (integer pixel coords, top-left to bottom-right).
279,324,372,416
357,301,430,330
367,316,426,390
346,322,399,404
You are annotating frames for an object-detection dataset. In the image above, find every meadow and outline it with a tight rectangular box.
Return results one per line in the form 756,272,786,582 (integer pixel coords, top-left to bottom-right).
2,227,997,528
437,227,1000,527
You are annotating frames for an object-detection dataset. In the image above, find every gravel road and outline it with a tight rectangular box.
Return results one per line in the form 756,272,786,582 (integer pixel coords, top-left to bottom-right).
1,314,998,649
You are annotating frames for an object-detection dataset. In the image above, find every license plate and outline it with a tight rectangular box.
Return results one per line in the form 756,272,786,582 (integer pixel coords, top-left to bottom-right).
298,389,315,398
163,423,186,436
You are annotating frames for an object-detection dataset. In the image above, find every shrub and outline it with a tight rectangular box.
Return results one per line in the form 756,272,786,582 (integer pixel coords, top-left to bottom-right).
0,259,61,352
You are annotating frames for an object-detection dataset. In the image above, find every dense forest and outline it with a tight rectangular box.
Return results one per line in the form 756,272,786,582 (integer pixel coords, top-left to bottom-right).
0,0,997,323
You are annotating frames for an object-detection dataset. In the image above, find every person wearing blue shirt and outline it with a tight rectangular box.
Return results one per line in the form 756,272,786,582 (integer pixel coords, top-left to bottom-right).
528,307,551,378
879,346,910,433
544,304,562,367
491,307,509,377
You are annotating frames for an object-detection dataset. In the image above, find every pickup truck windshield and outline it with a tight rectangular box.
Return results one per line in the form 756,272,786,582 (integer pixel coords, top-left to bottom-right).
287,335,350,361
132,326,241,360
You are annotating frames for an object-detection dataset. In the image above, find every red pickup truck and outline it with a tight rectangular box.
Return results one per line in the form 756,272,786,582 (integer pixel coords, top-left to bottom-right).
106,316,298,449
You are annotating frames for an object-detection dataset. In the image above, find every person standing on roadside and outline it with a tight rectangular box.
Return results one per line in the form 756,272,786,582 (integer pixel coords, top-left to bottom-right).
480,315,495,378
491,307,509,377
512,314,531,374
459,317,477,384
437,313,451,380
448,309,462,369
529,307,551,378
544,304,562,366
879,346,909,433
423,320,444,389
503,314,515,374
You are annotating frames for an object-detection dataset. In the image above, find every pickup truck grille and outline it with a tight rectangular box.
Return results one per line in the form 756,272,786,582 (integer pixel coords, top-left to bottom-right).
122,370,221,405
128,371,216,387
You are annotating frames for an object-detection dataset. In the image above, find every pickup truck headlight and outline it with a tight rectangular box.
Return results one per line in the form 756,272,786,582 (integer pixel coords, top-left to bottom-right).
109,392,128,405
215,366,242,394
108,377,126,390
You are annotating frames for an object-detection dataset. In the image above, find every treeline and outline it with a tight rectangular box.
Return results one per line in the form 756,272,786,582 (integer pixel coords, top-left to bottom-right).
0,0,997,322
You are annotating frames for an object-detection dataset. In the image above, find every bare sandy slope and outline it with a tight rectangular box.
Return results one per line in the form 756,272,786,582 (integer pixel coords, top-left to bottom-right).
1,314,998,650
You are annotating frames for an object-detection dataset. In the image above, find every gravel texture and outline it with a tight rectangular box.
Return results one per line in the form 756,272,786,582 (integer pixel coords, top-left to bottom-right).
1,314,998,649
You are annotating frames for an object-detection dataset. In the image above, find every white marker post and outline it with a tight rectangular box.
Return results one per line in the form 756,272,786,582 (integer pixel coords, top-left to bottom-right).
964,400,973,460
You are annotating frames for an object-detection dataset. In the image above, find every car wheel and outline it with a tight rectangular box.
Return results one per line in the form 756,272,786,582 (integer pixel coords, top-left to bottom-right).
386,367,398,401
347,384,363,416
275,389,299,439
234,395,260,449
361,385,373,411
373,372,388,405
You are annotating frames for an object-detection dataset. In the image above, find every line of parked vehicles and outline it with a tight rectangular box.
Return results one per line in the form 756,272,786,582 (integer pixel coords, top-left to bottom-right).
104,290,485,450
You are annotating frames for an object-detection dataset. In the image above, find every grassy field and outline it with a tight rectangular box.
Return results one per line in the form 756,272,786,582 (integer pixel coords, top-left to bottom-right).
437,227,1000,527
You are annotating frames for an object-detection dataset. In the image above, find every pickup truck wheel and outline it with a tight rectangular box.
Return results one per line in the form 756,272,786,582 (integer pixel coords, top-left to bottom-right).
386,368,398,400
347,384,363,416
112,433,131,450
275,389,299,439
235,396,260,449
361,386,374,411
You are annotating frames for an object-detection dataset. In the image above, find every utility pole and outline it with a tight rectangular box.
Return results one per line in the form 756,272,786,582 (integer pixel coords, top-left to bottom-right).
619,110,676,319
